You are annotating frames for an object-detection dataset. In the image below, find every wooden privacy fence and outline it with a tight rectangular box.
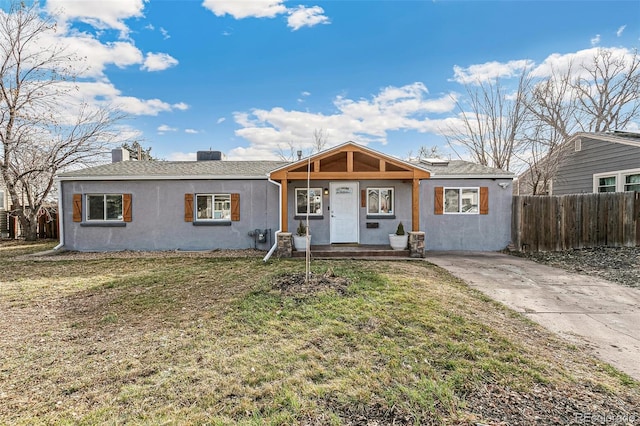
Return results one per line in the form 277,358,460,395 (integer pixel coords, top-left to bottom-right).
512,192,640,252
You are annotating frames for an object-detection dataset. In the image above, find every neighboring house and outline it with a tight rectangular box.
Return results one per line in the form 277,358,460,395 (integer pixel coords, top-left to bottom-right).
56,142,514,253
516,131,640,196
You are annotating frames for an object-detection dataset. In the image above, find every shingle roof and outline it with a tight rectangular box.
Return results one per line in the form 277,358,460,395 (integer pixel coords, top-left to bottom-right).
415,160,514,178
57,160,290,179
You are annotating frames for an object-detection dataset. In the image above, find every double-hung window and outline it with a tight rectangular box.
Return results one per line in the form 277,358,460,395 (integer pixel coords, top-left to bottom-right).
87,194,123,221
444,188,479,214
597,176,617,193
624,174,640,192
196,194,231,220
367,188,394,215
594,169,640,193
295,188,323,215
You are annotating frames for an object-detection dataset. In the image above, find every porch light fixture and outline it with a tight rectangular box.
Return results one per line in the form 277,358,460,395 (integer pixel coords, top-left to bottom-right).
324,188,329,195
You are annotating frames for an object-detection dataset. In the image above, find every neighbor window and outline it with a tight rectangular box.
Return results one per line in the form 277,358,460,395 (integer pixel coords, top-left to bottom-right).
597,176,617,193
367,188,394,215
87,194,123,221
444,188,479,214
624,174,640,192
0,190,4,209
196,194,231,220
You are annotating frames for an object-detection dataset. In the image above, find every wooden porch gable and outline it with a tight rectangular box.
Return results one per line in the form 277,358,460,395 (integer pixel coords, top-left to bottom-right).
269,142,430,232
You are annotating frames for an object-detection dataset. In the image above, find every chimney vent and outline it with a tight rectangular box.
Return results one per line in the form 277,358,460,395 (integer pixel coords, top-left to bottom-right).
112,148,130,163
197,151,223,161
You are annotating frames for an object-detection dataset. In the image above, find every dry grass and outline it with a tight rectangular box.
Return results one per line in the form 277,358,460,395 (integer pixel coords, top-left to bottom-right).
1,241,638,425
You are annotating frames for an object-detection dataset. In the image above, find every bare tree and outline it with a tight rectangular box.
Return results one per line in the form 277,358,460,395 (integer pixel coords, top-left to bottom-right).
0,2,124,240
444,72,530,171
520,48,640,194
573,48,640,132
276,128,329,161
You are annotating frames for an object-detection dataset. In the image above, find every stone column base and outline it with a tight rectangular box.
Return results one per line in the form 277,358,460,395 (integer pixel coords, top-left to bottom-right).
276,232,293,258
409,231,425,258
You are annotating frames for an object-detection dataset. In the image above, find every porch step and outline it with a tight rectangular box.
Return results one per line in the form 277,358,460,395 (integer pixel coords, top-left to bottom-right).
291,244,410,258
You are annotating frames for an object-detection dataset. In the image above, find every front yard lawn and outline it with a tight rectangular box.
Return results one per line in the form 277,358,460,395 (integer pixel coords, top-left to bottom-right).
1,242,638,425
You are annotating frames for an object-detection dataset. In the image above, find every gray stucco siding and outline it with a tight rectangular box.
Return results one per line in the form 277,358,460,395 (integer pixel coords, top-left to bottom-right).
61,179,279,251
421,179,513,251
553,138,640,195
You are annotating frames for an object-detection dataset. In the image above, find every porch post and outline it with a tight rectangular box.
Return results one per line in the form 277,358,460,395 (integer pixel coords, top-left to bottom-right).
281,178,288,232
412,178,420,232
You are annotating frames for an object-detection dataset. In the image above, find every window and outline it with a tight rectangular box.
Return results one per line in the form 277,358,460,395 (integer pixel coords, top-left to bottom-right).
444,188,479,214
594,169,640,193
295,188,323,215
0,190,4,209
624,174,640,192
86,194,123,221
597,176,616,193
196,194,231,220
367,188,394,215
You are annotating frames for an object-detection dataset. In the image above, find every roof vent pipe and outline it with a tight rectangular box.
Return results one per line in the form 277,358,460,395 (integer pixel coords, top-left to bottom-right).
297,150,302,161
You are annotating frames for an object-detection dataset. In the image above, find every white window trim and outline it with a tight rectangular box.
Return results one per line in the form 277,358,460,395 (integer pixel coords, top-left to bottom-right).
86,194,124,221
195,193,231,221
366,187,395,215
295,188,323,216
443,187,480,215
593,168,640,193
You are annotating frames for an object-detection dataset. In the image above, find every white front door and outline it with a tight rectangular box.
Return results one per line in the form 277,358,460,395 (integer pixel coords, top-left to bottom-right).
330,182,359,243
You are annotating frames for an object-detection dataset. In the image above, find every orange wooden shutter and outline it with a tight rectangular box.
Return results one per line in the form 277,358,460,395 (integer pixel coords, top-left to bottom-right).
184,194,194,222
480,187,489,215
434,187,444,215
231,193,240,221
123,194,132,222
361,190,366,208
72,194,82,222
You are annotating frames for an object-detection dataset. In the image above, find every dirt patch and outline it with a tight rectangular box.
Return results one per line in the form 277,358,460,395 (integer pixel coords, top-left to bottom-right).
272,268,351,297
513,246,640,288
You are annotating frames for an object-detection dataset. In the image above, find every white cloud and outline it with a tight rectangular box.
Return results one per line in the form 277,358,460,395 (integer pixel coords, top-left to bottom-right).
160,27,171,40
46,0,146,38
142,52,179,72
202,0,287,19
173,102,190,111
185,129,199,134
616,25,626,37
591,34,601,46
231,83,458,157
167,152,197,161
158,124,178,133
451,59,534,85
301,91,311,97
530,47,634,80
287,6,330,31
216,117,226,124
202,0,329,29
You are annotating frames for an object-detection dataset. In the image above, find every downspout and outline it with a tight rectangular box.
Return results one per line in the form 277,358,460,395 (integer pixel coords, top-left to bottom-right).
53,179,64,250
263,176,282,262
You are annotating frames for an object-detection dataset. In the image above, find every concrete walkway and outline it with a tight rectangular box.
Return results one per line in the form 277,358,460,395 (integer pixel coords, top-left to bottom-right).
426,251,640,381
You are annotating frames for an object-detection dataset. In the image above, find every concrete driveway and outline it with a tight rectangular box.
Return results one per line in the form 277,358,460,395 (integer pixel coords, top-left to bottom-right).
426,251,640,381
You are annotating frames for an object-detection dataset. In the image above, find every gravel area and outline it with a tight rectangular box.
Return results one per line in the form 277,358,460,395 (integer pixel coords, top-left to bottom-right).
511,246,640,288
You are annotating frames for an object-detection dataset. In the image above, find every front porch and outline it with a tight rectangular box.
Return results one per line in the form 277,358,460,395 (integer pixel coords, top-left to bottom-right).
291,244,410,259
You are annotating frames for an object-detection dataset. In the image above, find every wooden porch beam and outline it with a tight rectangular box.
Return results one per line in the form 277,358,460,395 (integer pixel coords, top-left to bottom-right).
284,171,416,180
281,178,288,232
412,178,420,232
347,151,354,172
379,159,386,172
314,160,320,172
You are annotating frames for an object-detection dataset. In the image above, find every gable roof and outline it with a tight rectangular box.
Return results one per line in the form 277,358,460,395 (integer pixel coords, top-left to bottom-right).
56,141,515,181
269,141,431,180
574,131,640,148
57,160,289,181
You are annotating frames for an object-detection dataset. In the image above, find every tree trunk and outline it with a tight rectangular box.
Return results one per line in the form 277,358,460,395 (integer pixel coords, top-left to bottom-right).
18,212,38,241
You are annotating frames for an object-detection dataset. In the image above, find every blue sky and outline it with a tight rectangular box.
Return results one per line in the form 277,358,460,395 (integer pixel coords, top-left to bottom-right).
5,0,640,161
